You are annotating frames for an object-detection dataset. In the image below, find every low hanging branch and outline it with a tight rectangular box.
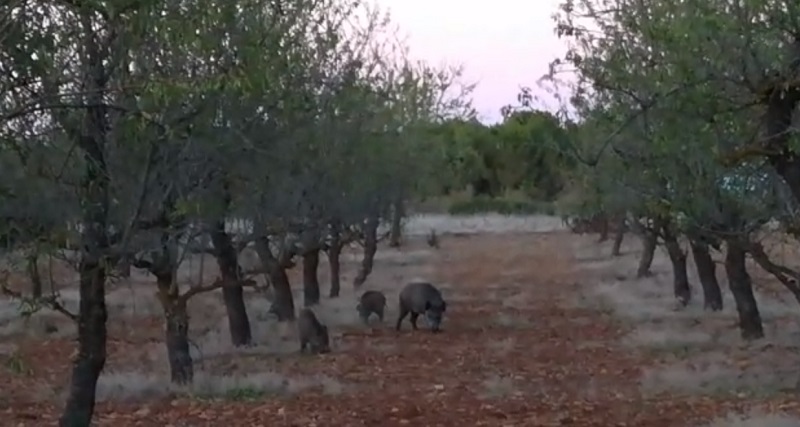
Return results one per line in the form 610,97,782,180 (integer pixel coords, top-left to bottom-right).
0,270,79,322
717,144,781,168
180,277,257,303
744,241,800,305
130,256,261,303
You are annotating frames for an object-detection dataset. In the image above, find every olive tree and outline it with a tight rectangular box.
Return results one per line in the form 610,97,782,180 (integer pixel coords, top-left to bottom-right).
0,0,230,422
546,0,800,342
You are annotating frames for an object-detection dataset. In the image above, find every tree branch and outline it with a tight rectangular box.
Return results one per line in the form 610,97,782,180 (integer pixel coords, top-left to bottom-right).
718,144,782,168
0,274,78,322
745,241,800,305
131,259,153,270
180,277,257,303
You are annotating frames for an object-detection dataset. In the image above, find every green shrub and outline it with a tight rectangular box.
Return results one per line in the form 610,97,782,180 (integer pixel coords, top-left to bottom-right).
447,197,555,216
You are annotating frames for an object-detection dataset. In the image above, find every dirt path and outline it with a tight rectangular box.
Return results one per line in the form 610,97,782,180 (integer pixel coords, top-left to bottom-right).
6,231,800,426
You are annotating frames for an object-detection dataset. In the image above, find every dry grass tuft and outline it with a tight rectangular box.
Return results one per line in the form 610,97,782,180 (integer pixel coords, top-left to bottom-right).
478,374,517,399
487,337,515,355
701,411,800,427
95,370,347,402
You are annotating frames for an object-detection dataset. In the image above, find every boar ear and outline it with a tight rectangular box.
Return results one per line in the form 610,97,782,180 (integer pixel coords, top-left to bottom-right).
425,301,431,310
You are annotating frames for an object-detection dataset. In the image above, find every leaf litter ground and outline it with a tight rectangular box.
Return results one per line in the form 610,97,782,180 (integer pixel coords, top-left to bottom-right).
3,231,800,426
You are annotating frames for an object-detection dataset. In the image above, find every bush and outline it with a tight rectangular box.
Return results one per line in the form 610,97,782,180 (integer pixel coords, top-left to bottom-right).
447,197,555,216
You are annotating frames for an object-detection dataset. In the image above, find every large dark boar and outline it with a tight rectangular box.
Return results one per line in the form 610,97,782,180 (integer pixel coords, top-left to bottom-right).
297,308,331,354
396,281,447,333
357,290,387,324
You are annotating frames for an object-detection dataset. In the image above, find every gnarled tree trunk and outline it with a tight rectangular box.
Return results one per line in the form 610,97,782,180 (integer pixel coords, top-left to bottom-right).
61,255,108,427
303,248,321,306
690,240,723,311
354,214,378,288
611,216,626,256
210,220,251,347
724,240,763,340
61,156,110,425
636,228,657,278
255,235,295,321
597,215,610,242
327,221,342,298
59,20,111,424
389,198,404,248
155,272,192,384
663,228,690,306
27,252,42,299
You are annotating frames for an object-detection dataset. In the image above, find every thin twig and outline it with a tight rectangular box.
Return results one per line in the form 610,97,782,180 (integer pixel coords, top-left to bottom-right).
0,272,78,322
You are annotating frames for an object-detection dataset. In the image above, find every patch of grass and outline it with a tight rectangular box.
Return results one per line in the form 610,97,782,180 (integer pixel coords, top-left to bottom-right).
702,411,800,427
60,287,164,318
4,349,33,376
0,342,17,356
638,353,792,397
219,387,271,401
448,196,555,216
639,359,739,396
492,313,532,329
622,327,716,356
369,342,398,353
501,292,529,309
0,298,20,324
479,374,517,399
95,370,347,402
0,312,75,339
183,294,379,361
487,337,515,355
178,319,299,360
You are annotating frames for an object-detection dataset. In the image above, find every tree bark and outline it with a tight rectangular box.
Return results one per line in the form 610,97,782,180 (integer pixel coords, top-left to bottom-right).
60,17,111,424
389,198,404,248
27,252,42,299
597,214,609,242
302,249,320,307
268,266,295,321
690,241,723,311
724,240,763,340
636,228,657,278
611,217,626,256
60,258,108,427
663,231,691,306
210,220,251,347
255,236,295,321
327,222,342,298
354,214,378,288
61,155,110,426
156,274,193,384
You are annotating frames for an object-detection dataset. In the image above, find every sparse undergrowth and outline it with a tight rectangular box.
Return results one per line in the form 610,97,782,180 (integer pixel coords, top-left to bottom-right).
702,411,800,427
447,196,555,216
572,234,800,401
95,371,347,402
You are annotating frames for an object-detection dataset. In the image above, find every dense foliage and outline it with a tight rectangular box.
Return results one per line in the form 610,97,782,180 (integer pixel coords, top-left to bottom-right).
424,109,575,208
527,0,800,342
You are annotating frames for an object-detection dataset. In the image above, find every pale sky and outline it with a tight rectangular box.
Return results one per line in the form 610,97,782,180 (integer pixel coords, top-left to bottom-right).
373,0,568,124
